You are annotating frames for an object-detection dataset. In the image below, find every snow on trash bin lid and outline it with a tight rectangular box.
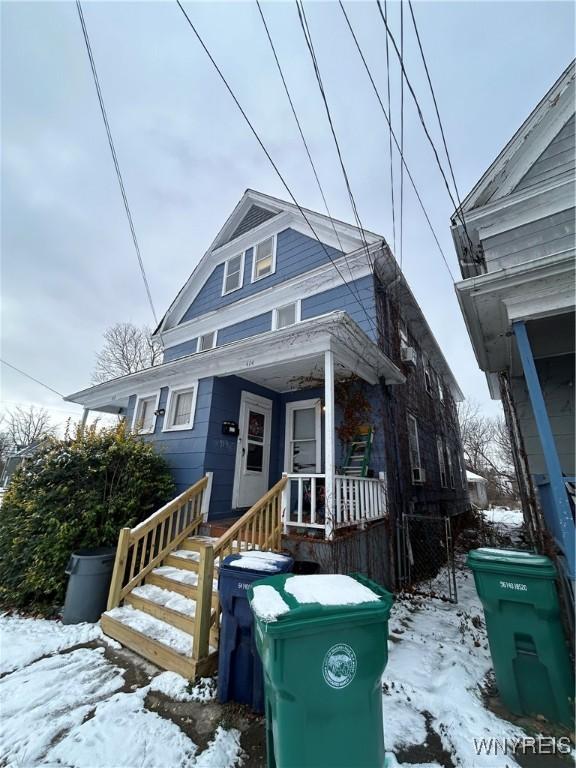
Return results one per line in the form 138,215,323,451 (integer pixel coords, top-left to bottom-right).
251,585,291,622
222,550,293,574
284,575,381,606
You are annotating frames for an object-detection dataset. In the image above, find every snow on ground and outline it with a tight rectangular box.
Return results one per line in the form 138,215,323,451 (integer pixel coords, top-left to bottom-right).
0,614,104,674
482,506,524,527
149,670,217,702
383,567,529,767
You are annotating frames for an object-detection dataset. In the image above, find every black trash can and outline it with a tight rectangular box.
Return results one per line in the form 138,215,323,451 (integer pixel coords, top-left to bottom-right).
62,547,116,624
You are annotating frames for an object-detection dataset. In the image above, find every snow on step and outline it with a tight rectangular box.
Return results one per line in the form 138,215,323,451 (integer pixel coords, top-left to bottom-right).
153,566,218,591
132,584,196,617
105,606,193,656
172,549,221,567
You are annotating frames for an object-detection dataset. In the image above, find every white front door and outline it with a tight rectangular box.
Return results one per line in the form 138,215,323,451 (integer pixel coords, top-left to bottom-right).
233,392,273,508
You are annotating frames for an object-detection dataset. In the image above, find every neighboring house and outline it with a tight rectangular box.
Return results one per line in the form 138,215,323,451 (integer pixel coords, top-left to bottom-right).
452,62,575,592
0,441,46,487
66,189,468,585
466,470,488,509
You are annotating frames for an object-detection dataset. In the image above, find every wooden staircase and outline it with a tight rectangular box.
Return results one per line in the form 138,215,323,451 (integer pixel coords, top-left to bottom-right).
101,475,287,679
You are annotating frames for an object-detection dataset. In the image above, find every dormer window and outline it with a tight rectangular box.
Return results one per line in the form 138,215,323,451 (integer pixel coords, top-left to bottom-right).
252,236,276,281
222,253,244,295
198,331,217,352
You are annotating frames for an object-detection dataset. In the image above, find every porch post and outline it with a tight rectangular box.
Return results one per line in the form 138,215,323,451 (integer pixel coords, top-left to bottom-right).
80,408,89,429
324,349,336,541
512,321,574,578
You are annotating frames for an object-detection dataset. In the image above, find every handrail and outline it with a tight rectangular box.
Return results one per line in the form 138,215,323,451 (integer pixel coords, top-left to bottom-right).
214,475,288,559
107,475,210,610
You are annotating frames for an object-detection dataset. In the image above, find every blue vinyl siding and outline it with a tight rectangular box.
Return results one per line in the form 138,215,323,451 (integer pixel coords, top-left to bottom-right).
163,338,198,363
180,229,342,323
218,312,272,345
301,274,377,340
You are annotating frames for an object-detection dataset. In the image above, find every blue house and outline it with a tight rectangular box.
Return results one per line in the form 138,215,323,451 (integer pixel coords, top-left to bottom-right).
67,189,468,580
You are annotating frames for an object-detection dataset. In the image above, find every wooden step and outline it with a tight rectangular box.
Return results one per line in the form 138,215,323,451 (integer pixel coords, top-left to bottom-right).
124,593,196,635
180,535,219,553
164,553,200,572
100,613,197,679
146,571,220,608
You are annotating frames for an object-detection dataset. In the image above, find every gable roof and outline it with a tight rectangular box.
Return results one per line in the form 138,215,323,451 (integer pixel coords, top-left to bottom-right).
454,60,575,216
154,189,382,336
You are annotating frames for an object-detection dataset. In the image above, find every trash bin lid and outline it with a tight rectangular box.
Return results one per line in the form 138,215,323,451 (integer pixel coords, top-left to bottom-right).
467,548,556,578
248,573,393,636
221,550,294,578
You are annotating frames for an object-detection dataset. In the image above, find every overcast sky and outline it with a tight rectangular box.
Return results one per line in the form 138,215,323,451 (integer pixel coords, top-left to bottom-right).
2,0,574,432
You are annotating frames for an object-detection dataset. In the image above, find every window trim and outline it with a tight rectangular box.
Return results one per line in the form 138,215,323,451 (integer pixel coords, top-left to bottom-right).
284,398,322,474
423,358,434,397
446,442,455,489
272,299,301,331
251,234,277,283
163,383,199,432
221,251,245,296
437,436,448,488
407,414,422,476
197,330,218,353
132,392,160,435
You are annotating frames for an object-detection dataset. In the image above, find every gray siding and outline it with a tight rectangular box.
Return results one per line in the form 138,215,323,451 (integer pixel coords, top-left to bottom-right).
227,205,278,242
301,274,377,341
511,352,575,477
483,207,575,271
180,228,342,323
515,115,575,193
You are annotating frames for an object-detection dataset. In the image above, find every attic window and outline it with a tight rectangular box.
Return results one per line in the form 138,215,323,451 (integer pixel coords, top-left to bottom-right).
273,301,300,330
223,253,244,295
252,236,276,281
198,331,217,352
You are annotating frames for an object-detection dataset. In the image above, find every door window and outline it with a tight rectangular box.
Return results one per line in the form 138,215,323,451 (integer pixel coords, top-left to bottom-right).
246,410,265,472
289,405,319,473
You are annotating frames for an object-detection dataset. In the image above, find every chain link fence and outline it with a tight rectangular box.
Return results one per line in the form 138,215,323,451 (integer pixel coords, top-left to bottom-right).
397,514,458,602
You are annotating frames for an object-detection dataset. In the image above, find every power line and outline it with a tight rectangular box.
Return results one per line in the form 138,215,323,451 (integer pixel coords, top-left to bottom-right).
255,0,361,297
383,0,396,257
0,359,65,399
407,1,468,232
295,0,374,269
338,1,456,281
175,0,380,338
374,0,474,255
75,1,160,327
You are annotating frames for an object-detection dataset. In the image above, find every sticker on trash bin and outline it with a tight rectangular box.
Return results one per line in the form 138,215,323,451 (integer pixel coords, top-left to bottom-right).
322,644,357,689
499,580,527,591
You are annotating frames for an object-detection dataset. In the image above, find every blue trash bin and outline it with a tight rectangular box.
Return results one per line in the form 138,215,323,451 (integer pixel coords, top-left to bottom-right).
218,550,293,712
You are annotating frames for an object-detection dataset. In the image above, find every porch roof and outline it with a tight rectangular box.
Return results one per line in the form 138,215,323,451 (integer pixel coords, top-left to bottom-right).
65,312,404,413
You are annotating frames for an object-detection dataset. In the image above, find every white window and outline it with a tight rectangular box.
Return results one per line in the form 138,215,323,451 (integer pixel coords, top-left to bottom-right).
133,394,158,434
197,331,217,352
424,359,434,396
407,415,422,473
285,400,322,473
446,443,455,489
273,301,300,330
251,236,276,281
164,385,198,431
399,320,409,347
438,378,445,402
437,436,447,487
222,253,244,295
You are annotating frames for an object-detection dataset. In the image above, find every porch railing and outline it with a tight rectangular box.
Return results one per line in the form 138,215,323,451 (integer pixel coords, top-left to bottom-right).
282,473,387,534
107,475,209,611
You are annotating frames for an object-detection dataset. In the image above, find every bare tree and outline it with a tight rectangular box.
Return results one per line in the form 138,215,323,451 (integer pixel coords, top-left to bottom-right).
4,406,54,451
92,323,162,384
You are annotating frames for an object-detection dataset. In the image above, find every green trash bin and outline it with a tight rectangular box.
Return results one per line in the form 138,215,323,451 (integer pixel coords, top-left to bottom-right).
248,573,393,768
467,548,574,726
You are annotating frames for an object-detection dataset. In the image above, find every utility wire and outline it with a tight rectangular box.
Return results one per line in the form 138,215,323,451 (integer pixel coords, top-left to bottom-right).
338,1,455,281
255,0,361,297
175,0,380,338
407,1,468,233
383,0,396,257
295,0,374,269
0,359,65,399
399,0,404,271
374,0,475,255
75,1,160,327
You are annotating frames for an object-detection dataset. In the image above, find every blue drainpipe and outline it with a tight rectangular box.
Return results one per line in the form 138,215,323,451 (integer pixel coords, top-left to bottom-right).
512,320,575,578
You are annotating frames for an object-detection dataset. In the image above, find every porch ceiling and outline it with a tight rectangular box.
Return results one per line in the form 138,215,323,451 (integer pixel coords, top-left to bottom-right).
65,312,404,410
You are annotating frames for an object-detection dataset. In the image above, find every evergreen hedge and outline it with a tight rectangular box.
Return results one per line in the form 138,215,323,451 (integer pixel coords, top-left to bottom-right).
0,422,175,613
